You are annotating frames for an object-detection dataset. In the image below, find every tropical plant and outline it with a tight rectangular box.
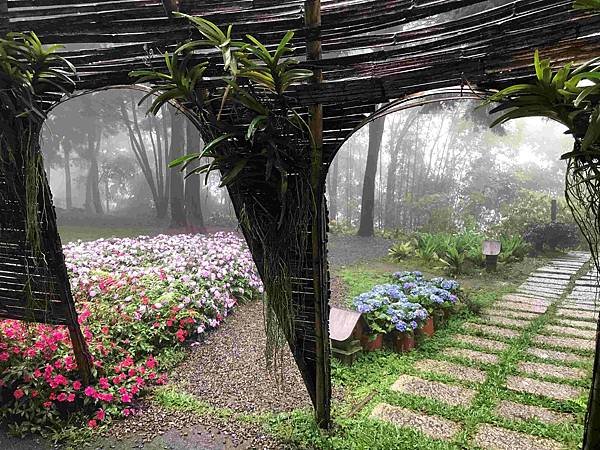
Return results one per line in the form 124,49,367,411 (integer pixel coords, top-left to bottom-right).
439,245,466,275
498,235,530,263
388,242,413,261
0,32,76,254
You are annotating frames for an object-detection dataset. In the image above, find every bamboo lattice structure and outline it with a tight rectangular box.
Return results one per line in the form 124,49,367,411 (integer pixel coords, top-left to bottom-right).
2,0,600,427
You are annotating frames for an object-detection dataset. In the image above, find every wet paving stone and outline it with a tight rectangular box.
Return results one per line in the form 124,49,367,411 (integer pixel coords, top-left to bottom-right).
554,319,597,330
517,361,587,380
543,325,596,340
414,359,487,383
442,347,500,365
495,400,573,425
371,403,461,441
556,308,598,320
454,334,508,352
391,375,476,407
526,347,588,364
473,424,564,450
506,375,584,401
533,334,595,352
482,316,530,329
494,301,546,314
463,323,520,339
532,272,571,280
502,294,550,306
481,308,540,320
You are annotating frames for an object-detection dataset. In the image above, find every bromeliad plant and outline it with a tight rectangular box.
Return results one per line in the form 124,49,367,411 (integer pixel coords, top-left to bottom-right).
0,32,76,255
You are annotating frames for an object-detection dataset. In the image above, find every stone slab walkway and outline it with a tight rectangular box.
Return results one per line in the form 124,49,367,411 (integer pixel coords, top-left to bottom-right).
371,251,594,449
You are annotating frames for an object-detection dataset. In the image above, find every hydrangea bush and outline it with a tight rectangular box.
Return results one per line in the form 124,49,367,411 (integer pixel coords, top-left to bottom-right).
0,233,262,439
353,271,460,335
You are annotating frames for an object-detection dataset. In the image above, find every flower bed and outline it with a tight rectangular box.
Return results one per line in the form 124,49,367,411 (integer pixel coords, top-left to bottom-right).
352,271,460,351
0,232,262,438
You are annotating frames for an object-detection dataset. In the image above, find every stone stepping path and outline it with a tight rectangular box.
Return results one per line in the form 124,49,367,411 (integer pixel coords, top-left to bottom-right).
473,424,563,450
442,347,500,365
506,375,584,401
414,359,487,383
556,308,598,321
371,404,461,441
482,315,530,329
462,323,521,339
493,301,547,314
454,334,508,352
532,334,595,352
543,324,597,340
391,375,476,407
495,400,572,425
481,308,540,320
526,346,589,364
555,318,597,330
517,361,586,380
371,252,592,448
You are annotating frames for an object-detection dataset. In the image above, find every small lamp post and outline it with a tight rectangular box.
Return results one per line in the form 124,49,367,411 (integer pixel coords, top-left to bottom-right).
482,240,501,272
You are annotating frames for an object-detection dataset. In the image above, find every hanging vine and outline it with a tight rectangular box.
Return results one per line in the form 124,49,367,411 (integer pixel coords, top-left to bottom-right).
130,15,314,368
0,32,75,256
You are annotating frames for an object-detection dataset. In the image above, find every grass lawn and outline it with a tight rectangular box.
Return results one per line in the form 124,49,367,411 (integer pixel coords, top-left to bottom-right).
57,225,157,243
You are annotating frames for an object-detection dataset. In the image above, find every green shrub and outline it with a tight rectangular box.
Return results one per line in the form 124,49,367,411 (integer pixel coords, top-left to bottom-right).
524,222,581,252
388,242,413,261
499,235,530,263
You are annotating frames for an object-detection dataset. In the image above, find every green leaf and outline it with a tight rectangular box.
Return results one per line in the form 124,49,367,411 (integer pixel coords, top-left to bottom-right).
219,159,248,186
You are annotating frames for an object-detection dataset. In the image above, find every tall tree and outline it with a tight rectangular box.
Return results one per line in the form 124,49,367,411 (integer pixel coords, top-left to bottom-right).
169,109,187,228
184,121,205,231
357,114,386,236
61,139,73,210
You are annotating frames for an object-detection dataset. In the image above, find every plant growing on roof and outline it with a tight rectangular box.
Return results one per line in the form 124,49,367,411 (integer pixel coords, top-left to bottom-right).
0,32,76,255
129,15,315,368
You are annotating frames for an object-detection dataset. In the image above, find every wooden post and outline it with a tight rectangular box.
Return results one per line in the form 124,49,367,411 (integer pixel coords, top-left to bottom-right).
305,0,331,430
0,0,8,34
551,198,558,223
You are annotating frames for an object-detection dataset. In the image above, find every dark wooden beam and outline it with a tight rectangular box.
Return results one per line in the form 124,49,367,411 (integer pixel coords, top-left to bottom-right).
161,0,180,17
0,0,8,34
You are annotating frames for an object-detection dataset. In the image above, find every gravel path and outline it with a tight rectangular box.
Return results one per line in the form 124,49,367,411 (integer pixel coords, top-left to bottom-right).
327,234,393,267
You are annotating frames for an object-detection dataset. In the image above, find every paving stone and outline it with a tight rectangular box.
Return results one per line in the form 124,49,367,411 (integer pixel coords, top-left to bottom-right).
494,301,546,314
536,267,577,275
463,323,520,339
555,319,597,330
556,308,598,320
414,359,487,383
543,325,597,340
502,294,550,307
391,375,476,407
506,375,584,401
533,334,595,352
526,347,588,364
495,400,573,425
559,303,599,312
454,334,508,352
517,361,587,380
518,290,560,299
473,424,564,450
442,347,499,365
532,272,570,280
371,403,461,441
482,315,530,329
518,285,563,295
526,277,569,286
481,308,539,320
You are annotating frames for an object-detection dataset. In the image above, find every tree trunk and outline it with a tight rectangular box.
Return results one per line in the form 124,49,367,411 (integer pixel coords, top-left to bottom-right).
62,139,72,210
584,315,600,449
184,121,206,231
169,109,187,228
329,157,339,221
85,131,103,215
357,115,386,237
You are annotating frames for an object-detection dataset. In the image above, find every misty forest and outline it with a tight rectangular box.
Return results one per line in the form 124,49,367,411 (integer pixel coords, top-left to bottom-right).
2,1,600,450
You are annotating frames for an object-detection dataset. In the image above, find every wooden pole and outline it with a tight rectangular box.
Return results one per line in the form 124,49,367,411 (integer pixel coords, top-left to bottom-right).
305,0,331,430
0,0,8,34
